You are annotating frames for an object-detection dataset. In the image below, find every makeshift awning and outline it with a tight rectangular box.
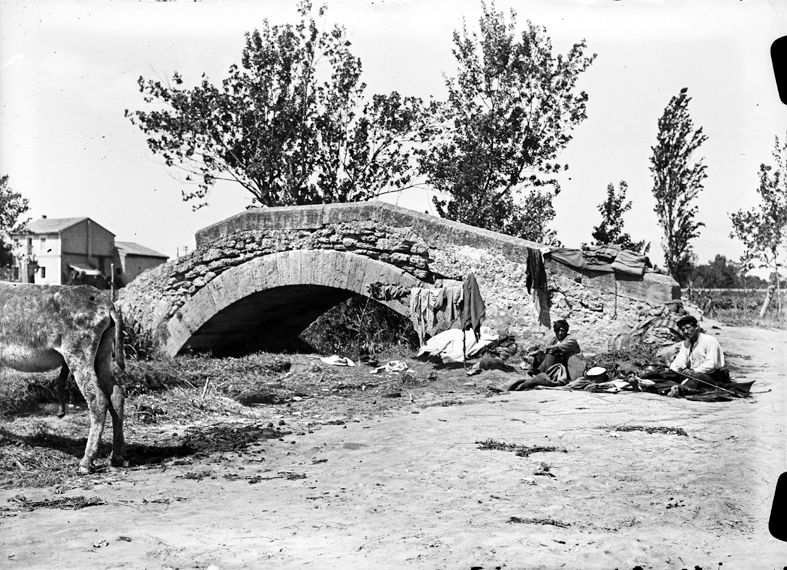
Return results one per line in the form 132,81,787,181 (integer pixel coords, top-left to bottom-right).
68,263,102,276
544,245,651,276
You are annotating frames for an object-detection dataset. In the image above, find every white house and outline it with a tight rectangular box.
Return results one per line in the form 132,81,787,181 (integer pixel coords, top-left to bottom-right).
9,216,167,287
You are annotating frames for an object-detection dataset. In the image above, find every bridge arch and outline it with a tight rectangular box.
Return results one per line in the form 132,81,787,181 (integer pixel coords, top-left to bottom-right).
162,249,424,357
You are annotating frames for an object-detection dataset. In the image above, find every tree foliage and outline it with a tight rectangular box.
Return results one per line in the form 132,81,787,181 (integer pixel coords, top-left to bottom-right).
686,254,768,289
649,87,707,284
591,180,649,253
729,133,787,311
419,2,595,243
0,175,30,267
127,0,425,209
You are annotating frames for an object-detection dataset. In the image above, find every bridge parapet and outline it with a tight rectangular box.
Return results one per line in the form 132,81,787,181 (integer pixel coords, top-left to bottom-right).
120,202,679,356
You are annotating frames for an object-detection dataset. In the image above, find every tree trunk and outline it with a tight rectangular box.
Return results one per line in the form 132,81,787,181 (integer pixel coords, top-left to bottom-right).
759,284,774,318
776,263,782,316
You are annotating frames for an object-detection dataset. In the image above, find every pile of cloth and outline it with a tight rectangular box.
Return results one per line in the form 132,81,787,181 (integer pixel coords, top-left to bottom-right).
545,244,652,276
366,282,409,301
608,300,686,352
559,361,753,402
416,326,499,364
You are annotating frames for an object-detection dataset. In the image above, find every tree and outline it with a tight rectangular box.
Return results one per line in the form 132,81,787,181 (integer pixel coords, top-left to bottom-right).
686,254,741,288
730,133,787,314
591,180,649,253
127,0,425,210
649,87,707,285
0,175,30,268
419,2,595,243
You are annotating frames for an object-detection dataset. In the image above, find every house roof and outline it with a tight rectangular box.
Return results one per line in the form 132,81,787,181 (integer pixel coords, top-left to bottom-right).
22,217,88,234
18,217,115,236
115,241,168,259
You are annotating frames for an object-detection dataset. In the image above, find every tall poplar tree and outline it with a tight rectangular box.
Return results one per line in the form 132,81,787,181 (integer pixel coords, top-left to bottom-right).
730,133,787,315
649,87,707,284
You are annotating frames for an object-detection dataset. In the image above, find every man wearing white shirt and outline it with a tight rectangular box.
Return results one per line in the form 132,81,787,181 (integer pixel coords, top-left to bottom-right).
668,315,730,396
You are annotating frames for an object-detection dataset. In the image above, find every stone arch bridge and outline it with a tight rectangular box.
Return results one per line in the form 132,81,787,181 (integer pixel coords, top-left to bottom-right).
119,202,678,357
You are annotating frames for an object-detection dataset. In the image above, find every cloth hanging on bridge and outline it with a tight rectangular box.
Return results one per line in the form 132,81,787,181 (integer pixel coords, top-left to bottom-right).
409,281,475,347
461,273,486,340
409,287,449,346
444,285,462,324
366,282,408,301
544,245,651,276
525,248,551,328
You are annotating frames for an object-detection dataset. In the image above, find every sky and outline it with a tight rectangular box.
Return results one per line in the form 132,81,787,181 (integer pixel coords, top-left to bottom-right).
1,0,785,270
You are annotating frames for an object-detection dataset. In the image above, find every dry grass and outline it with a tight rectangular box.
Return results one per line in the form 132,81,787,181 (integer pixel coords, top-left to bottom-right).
710,310,787,329
0,347,500,490
685,288,787,329
0,370,74,417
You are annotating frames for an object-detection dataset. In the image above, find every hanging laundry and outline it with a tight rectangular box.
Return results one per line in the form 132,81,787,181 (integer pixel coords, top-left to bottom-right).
525,248,550,327
409,287,450,346
461,273,486,339
525,248,548,293
366,282,408,301
444,285,463,325
409,288,430,346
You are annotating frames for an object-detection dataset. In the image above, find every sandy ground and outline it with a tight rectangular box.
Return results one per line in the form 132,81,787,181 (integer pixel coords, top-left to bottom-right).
1,323,786,569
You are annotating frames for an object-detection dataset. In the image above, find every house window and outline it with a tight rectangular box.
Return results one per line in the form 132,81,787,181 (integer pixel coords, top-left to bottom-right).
26,238,32,254
40,237,46,250
40,267,46,279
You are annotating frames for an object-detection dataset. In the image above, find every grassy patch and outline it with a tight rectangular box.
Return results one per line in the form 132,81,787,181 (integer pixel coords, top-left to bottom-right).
476,439,566,457
507,516,570,527
609,425,688,437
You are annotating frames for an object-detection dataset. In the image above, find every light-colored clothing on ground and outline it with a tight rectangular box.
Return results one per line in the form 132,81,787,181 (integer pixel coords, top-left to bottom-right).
669,332,725,374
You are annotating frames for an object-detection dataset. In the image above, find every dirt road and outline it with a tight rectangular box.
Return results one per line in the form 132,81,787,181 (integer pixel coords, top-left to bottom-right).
2,324,786,569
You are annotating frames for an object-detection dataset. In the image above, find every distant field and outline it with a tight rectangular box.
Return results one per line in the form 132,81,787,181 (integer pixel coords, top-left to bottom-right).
685,288,786,327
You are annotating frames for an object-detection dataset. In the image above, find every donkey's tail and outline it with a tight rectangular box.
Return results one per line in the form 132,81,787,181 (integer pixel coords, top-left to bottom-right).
110,304,126,371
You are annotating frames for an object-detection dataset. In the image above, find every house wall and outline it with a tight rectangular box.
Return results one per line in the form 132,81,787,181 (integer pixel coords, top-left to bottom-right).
60,220,115,275
31,233,62,284
10,233,62,284
121,254,167,284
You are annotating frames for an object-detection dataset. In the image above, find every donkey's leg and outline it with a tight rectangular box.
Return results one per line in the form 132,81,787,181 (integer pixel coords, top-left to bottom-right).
96,326,125,467
67,357,108,474
56,362,70,418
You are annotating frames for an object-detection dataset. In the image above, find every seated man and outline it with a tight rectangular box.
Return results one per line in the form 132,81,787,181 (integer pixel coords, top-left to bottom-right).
668,315,729,397
508,319,582,391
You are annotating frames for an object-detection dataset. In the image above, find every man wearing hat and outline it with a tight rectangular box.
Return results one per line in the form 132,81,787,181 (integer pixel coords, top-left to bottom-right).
668,315,729,396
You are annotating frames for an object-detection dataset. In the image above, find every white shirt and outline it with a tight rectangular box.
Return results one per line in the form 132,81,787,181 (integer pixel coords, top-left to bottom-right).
669,332,725,374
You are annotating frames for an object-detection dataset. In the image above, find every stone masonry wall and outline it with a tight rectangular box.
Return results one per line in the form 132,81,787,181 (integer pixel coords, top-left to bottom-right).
121,202,679,355
119,220,435,346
